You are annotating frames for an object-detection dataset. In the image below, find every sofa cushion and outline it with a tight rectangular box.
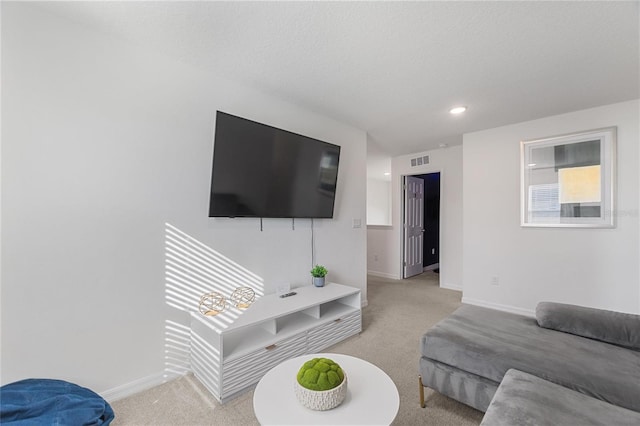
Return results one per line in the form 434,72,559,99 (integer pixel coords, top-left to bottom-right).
480,369,640,426
421,304,640,412
536,302,640,351
420,357,498,412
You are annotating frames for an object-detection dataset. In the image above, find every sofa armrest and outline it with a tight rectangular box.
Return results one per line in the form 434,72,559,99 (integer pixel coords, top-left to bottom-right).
536,302,640,350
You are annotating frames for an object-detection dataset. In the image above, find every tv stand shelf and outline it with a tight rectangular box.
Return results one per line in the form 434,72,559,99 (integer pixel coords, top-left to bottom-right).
190,283,362,402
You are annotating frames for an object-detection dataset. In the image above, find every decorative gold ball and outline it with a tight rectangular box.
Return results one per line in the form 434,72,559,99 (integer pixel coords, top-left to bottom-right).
198,292,227,316
230,287,256,309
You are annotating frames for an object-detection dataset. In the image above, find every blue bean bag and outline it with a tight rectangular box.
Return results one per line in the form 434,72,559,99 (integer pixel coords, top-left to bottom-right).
0,378,114,425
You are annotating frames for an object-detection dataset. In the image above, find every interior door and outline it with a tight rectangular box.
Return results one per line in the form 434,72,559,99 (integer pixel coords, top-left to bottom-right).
422,172,440,268
403,176,425,278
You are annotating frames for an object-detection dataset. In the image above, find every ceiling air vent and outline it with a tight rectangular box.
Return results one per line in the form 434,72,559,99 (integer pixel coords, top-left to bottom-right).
410,155,429,167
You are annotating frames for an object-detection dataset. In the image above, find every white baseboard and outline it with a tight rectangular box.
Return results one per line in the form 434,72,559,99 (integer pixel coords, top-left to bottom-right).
441,283,463,291
367,270,398,280
100,371,186,402
461,297,535,317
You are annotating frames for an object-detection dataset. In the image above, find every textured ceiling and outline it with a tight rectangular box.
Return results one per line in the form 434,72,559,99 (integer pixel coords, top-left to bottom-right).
37,1,639,157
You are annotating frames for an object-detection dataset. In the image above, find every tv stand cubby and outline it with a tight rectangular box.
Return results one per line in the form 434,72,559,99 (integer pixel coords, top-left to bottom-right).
190,282,362,403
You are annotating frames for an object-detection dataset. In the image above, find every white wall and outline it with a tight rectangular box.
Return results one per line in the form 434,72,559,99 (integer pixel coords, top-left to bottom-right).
366,226,395,279
462,100,639,315
366,136,392,227
366,179,391,225
365,138,394,277
366,178,393,277
382,145,463,289
1,4,367,397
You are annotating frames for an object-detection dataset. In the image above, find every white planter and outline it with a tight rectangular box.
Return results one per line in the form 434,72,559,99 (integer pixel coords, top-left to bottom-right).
294,373,347,411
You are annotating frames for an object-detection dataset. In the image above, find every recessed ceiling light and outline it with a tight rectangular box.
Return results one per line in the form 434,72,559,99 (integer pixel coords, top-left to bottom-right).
384,172,391,176
449,106,467,114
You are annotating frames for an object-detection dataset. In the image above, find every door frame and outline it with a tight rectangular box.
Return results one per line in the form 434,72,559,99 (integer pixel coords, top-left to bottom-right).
400,170,442,279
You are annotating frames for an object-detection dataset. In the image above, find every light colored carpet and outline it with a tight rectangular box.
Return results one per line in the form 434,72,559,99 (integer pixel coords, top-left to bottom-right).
111,272,484,425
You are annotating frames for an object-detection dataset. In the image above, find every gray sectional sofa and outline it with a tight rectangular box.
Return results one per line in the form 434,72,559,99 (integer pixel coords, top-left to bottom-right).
419,302,640,424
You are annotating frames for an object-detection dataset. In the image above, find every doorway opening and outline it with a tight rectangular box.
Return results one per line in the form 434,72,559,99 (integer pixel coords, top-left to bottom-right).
402,172,441,279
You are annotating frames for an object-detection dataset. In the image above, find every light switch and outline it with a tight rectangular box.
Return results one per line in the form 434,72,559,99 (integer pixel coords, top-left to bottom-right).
352,218,362,228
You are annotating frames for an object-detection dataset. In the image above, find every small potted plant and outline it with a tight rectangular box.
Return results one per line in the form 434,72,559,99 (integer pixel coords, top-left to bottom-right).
295,357,347,410
310,265,328,287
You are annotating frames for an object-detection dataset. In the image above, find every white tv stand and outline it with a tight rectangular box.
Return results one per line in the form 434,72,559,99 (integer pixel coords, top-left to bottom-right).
190,282,362,403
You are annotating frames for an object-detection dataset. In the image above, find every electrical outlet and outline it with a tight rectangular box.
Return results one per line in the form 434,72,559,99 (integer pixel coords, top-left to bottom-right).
491,276,499,286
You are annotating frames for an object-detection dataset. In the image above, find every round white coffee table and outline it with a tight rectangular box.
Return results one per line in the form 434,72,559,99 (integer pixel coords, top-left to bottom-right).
253,353,399,425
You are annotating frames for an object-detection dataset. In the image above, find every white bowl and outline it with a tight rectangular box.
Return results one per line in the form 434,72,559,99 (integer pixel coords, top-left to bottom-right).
294,373,348,411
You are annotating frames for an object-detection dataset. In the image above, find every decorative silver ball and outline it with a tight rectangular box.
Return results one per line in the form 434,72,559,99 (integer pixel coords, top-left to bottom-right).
230,287,256,309
198,292,227,316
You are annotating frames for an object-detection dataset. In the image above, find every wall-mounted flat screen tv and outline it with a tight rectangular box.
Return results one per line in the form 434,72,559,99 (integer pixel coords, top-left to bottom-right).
209,111,341,218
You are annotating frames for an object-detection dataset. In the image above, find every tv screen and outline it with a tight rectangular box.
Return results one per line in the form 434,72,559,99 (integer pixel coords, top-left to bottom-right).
209,111,340,218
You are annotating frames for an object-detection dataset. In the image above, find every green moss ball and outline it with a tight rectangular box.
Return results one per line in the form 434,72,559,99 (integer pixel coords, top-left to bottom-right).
296,358,345,391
